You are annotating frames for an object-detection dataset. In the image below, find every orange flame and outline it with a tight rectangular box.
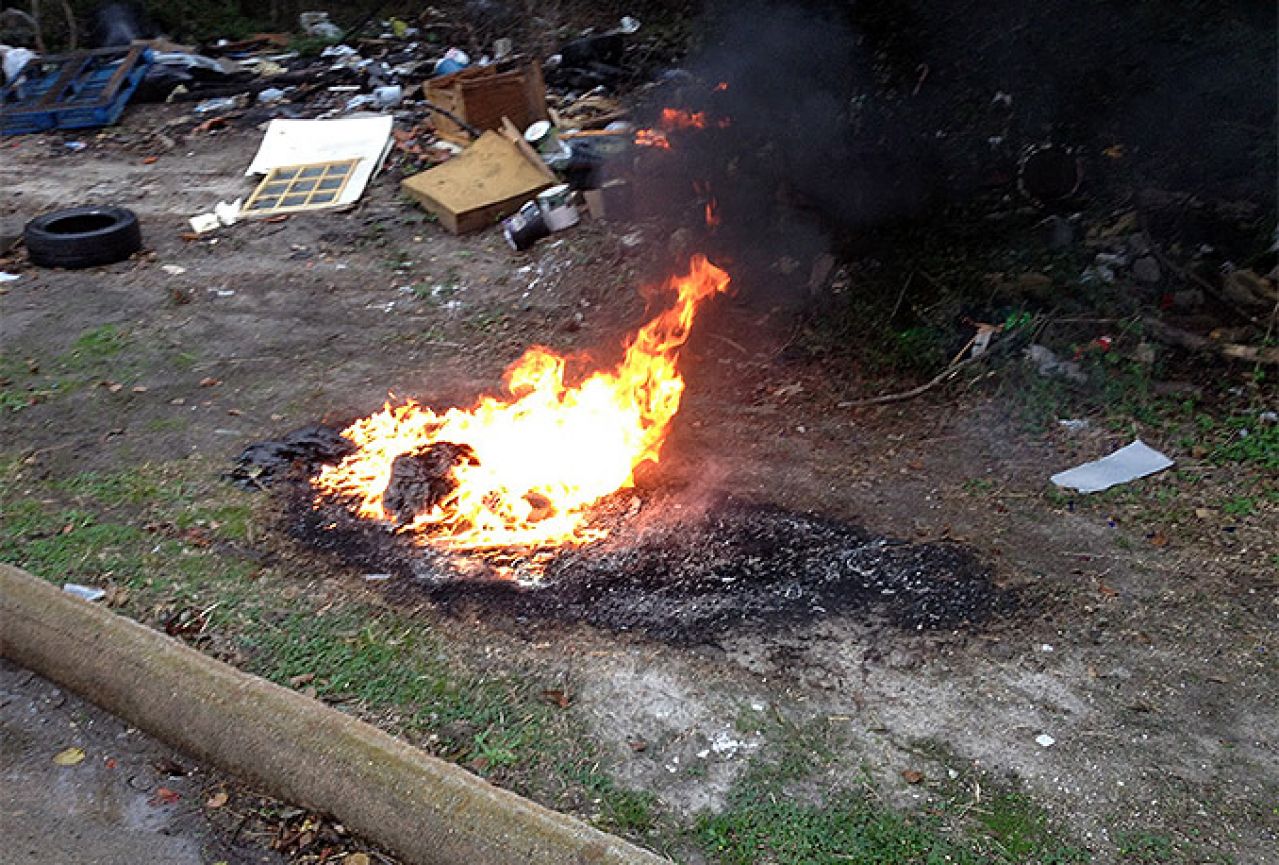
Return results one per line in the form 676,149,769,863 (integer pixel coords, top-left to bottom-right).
634,128,671,149
705,199,720,228
313,255,731,551
660,107,708,130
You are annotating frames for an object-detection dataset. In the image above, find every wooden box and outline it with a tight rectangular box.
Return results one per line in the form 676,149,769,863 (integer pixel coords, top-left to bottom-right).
424,58,548,144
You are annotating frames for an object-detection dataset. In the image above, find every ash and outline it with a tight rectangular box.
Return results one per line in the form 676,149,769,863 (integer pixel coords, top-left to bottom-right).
293,489,1011,644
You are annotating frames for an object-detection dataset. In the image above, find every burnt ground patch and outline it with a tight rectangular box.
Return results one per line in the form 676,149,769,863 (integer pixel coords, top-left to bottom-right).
278,466,1014,644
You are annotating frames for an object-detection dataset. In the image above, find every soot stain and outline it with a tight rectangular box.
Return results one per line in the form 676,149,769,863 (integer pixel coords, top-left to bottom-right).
286,482,1015,644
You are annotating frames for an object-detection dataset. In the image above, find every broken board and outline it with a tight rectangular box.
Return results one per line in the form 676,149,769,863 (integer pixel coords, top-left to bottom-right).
400,131,553,234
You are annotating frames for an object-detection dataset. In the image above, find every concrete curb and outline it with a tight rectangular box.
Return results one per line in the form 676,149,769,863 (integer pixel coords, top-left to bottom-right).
0,564,670,865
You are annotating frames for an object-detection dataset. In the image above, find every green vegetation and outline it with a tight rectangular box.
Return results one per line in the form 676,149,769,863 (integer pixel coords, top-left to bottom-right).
695,719,1086,865
0,324,140,413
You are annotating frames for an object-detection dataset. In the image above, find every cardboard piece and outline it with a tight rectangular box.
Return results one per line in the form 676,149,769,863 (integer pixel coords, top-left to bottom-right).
584,180,633,221
499,116,557,183
400,131,553,234
245,117,393,210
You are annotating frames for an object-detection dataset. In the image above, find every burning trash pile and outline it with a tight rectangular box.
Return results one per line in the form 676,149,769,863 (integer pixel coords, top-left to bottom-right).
312,254,732,551
233,253,1012,642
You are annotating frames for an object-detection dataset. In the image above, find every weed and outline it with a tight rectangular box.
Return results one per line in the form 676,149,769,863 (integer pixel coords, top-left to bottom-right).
1221,496,1257,517
59,324,130,371
974,791,1086,863
598,787,658,835
1114,830,1176,863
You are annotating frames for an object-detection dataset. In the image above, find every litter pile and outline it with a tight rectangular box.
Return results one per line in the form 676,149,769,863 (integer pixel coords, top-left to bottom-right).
3,9,686,253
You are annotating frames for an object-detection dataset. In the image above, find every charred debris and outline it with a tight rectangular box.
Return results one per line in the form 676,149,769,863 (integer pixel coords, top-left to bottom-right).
233,425,1015,645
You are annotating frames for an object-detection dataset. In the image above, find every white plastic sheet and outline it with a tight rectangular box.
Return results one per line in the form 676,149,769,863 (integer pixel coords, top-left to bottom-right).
1050,439,1173,493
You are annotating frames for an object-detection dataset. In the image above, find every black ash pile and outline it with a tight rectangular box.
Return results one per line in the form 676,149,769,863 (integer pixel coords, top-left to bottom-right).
240,425,1012,643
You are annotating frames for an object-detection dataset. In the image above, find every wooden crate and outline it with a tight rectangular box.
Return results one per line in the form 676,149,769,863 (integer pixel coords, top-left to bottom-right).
423,58,547,144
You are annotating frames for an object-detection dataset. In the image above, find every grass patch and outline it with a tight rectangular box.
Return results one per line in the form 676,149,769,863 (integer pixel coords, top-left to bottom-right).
58,324,130,371
0,455,577,794
696,718,1087,865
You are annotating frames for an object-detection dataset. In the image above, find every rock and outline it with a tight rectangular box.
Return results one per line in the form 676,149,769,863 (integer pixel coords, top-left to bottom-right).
1132,255,1161,284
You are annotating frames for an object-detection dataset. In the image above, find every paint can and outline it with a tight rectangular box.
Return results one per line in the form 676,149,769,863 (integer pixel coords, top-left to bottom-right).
524,121,560,154
503,201,550,251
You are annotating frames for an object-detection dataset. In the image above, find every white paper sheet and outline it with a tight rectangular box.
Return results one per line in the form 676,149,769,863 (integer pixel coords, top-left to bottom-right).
245,116,393,208
1050,439,1173,493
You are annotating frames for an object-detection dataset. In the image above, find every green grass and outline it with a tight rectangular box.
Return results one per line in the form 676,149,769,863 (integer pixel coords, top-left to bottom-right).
975,792,1085,864
0,325,141,412
0,456,574,792
58,324,130,371
1114,831,1177,863
695,719,1086,865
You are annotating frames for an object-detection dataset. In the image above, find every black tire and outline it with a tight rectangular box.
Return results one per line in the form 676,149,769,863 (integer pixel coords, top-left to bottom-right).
24,207,143,269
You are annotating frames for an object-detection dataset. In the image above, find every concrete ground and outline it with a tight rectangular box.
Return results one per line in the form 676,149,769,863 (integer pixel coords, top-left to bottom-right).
0,658,285,865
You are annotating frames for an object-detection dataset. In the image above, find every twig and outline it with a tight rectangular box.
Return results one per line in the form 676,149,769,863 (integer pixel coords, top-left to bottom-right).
838,351,989,408
709,333,749,355
887,271,913,323
1142,317,1279,366
56,0,74,49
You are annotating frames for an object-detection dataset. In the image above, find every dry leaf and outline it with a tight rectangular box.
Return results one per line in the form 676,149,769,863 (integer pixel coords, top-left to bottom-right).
199,377,221,388
541,688,571,708
901,769,924,784
226,408,243,416
150,787,181,806
345,855,371,865
131,385,148,394
206,789,229,809
53,747,86,766
289,673,316,687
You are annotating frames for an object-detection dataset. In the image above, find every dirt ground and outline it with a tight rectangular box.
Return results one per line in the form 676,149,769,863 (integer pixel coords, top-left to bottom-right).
2,105,1276,864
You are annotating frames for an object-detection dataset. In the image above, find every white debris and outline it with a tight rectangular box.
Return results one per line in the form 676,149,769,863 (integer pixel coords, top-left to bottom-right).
1025,344,1087,384
0,272,19,282
1050,439,1174,494
161,265,187,275
189,199,241,234
63,583,107,602
1035,733,1056,748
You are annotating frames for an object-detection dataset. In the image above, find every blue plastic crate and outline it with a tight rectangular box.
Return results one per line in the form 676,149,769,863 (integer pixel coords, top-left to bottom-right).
0,46,153,135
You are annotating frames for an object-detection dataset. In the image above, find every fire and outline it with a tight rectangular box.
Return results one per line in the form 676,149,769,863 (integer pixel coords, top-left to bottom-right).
660,107,708,130
634,106,731,149
313,255,731,551
633,128,671,150
705,199,720,228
